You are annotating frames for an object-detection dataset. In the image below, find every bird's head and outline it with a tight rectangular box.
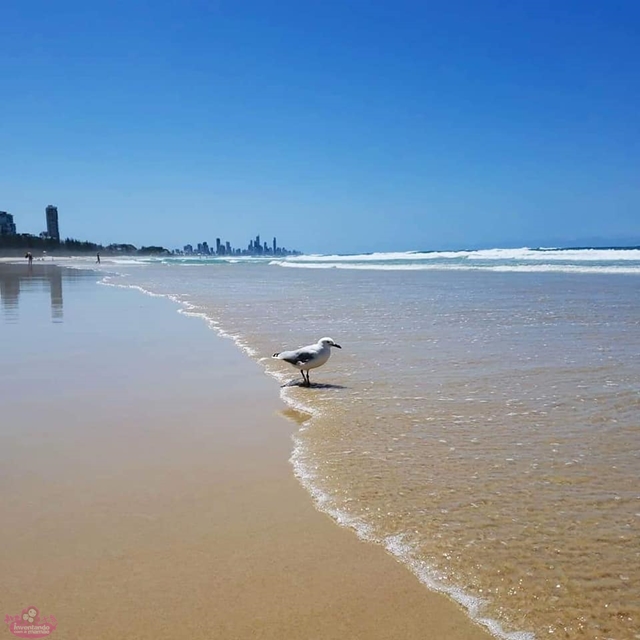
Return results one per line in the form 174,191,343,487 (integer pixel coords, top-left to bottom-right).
319,337,342,349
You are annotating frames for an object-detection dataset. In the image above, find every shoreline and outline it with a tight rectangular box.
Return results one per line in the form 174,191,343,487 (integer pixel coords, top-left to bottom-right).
0,263,495,639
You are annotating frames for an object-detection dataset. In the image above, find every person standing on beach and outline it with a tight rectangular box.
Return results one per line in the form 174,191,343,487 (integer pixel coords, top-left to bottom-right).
25,252,33,265
96,253,101,264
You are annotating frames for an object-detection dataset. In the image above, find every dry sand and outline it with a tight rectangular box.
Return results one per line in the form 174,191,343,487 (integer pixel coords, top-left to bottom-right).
0,264,494,640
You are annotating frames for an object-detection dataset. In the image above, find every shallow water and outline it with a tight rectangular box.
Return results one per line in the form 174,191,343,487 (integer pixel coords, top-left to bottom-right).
56,252,640,639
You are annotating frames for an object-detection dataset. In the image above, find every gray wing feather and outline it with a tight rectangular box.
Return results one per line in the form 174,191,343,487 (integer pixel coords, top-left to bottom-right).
281,349,316,365
274,345,318,364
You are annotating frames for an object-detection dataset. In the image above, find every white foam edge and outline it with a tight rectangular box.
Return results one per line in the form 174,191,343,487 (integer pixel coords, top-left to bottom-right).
289,441,535,640
270,261,640,275
98,273,259,358
280,247,640,262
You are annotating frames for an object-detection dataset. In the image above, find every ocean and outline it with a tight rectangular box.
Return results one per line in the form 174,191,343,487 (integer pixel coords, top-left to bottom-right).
74,248,640,638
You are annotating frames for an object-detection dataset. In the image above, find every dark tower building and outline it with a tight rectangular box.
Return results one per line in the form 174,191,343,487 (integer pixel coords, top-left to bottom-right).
273,237,277,254
45,205,60,242
0,212,17,236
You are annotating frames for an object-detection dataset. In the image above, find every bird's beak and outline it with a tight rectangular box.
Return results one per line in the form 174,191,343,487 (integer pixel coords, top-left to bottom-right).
334,343,342,349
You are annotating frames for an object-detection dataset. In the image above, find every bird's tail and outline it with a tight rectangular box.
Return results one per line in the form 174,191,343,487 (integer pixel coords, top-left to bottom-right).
272,352,281,358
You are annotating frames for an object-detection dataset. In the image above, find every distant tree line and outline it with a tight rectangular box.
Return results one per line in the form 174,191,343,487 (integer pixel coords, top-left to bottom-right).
137,246,170,255
0,234,169,255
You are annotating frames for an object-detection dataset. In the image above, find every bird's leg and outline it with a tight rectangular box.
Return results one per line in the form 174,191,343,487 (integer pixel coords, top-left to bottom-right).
300,370,307,385
306,371,311,386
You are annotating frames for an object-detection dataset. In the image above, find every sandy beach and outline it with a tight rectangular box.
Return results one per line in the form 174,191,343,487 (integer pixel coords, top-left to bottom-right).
0,263,494,640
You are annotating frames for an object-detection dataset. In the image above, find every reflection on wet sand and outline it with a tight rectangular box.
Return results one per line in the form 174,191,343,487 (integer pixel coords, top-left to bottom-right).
0,263,69,322
49,267,63,321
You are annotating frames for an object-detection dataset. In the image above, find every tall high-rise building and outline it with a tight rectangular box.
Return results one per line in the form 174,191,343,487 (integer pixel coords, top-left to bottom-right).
272,237,277,254
0,211,17,235
45,205,60,241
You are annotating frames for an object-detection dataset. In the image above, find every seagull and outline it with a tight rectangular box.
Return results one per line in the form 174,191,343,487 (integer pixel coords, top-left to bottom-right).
272,337,342,386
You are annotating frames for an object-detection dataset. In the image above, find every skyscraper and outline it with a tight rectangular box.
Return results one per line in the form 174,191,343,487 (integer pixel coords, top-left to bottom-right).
0,211,17,235
45,205,60,242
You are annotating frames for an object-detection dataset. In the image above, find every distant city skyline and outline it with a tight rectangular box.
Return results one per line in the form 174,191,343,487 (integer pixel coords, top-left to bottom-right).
0,207,303,255
1,2,639,254
1,205,62,242
182,234,299,257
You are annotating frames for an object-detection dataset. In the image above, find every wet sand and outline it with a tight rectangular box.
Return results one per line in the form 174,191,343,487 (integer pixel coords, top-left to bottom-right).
0,264,493,640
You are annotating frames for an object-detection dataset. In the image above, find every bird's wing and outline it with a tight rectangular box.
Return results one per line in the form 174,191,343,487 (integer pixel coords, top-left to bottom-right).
278,348,317,365
293,350,317,364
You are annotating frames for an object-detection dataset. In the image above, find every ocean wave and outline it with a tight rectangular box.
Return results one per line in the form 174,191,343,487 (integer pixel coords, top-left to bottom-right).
160,256,275,265
271,260,640,275
285,251,434,262
279,247,640,264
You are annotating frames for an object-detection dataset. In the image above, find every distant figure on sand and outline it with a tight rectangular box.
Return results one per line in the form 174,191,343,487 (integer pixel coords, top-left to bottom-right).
273,337,342,386
25,252,33,265
96,253,101,264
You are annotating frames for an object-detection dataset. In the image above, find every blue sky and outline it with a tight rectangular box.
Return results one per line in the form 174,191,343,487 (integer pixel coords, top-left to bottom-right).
1,1,639,254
